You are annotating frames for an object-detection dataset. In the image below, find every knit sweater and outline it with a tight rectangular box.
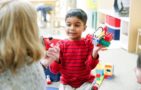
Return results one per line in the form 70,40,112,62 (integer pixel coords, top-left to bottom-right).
0,62,46,90
50,38,99,88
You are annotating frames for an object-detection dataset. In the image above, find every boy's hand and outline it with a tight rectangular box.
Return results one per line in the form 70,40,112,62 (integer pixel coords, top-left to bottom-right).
46,45,60,62
92,45,103,59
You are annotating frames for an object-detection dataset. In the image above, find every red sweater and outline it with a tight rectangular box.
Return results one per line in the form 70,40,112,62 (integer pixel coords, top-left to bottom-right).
49,38,99,88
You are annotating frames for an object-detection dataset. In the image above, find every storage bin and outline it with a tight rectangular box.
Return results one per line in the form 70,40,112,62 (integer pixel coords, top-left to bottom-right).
107,26,120,40
106,15,121,28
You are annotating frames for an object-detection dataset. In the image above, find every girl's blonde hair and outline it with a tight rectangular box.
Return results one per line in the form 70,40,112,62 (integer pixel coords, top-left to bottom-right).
0,0,44,73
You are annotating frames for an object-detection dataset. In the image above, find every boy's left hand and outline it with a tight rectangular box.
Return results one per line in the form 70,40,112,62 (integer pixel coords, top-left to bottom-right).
92,45,103,59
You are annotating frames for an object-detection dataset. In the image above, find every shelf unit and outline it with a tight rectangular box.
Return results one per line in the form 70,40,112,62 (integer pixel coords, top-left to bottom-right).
97,9,129,49
98,9,129,22
97,0,141,53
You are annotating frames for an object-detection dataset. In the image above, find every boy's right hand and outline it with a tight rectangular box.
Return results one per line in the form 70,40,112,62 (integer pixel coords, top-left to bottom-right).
46,45,60,62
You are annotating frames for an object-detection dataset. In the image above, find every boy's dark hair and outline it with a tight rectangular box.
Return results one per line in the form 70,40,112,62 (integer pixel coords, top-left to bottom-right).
65,8,87,25
137,53,141,68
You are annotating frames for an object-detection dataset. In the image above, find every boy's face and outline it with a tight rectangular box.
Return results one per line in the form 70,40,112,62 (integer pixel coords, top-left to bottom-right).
65,17,86,40
135,67,141,84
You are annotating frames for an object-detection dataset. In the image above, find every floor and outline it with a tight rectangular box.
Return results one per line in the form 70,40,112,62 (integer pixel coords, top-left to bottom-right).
39,22,141,90
98,48,140,90
45,49,140,90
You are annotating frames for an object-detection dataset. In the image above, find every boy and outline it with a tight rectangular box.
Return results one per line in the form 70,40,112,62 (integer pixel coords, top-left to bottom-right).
43,8,103,90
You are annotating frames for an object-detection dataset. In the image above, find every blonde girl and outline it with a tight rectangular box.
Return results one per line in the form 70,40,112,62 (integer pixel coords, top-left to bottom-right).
0,0,46,90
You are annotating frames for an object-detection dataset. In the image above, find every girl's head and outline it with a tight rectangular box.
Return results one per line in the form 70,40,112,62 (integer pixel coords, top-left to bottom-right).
0,0,44,73
65,8,87,40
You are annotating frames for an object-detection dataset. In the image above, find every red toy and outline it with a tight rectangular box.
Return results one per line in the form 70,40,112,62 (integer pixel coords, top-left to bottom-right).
92,85,98,90
86,26,113,47
42,37,60,50
46,75,52,84
92,26,113,47
41,36,61,84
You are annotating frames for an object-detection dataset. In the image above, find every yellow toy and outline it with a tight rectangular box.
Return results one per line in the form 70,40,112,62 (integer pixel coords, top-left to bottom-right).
91,63,104,90
91,63,114,90
104,64,114,79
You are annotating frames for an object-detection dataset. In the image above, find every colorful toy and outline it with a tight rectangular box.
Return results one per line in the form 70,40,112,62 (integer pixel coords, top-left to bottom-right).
92,26,113,47
41,36,61,83
104,64,114,79
46,75,52,84
42,37,60,50
91,63,114,90
91,63,105,90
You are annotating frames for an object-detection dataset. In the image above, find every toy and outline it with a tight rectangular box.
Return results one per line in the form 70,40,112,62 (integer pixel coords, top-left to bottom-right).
92,26,113,47
46,75,52,84
41,36,61,83
91,63,105,90
104,64,114,79
92,80,99,90
91,63,114,90
42,37,60,50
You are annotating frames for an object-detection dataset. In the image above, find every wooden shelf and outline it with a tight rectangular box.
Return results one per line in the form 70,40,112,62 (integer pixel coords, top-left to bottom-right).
97,8,129,50
120,34,128,50
97,0,141,53
98,9,129,22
